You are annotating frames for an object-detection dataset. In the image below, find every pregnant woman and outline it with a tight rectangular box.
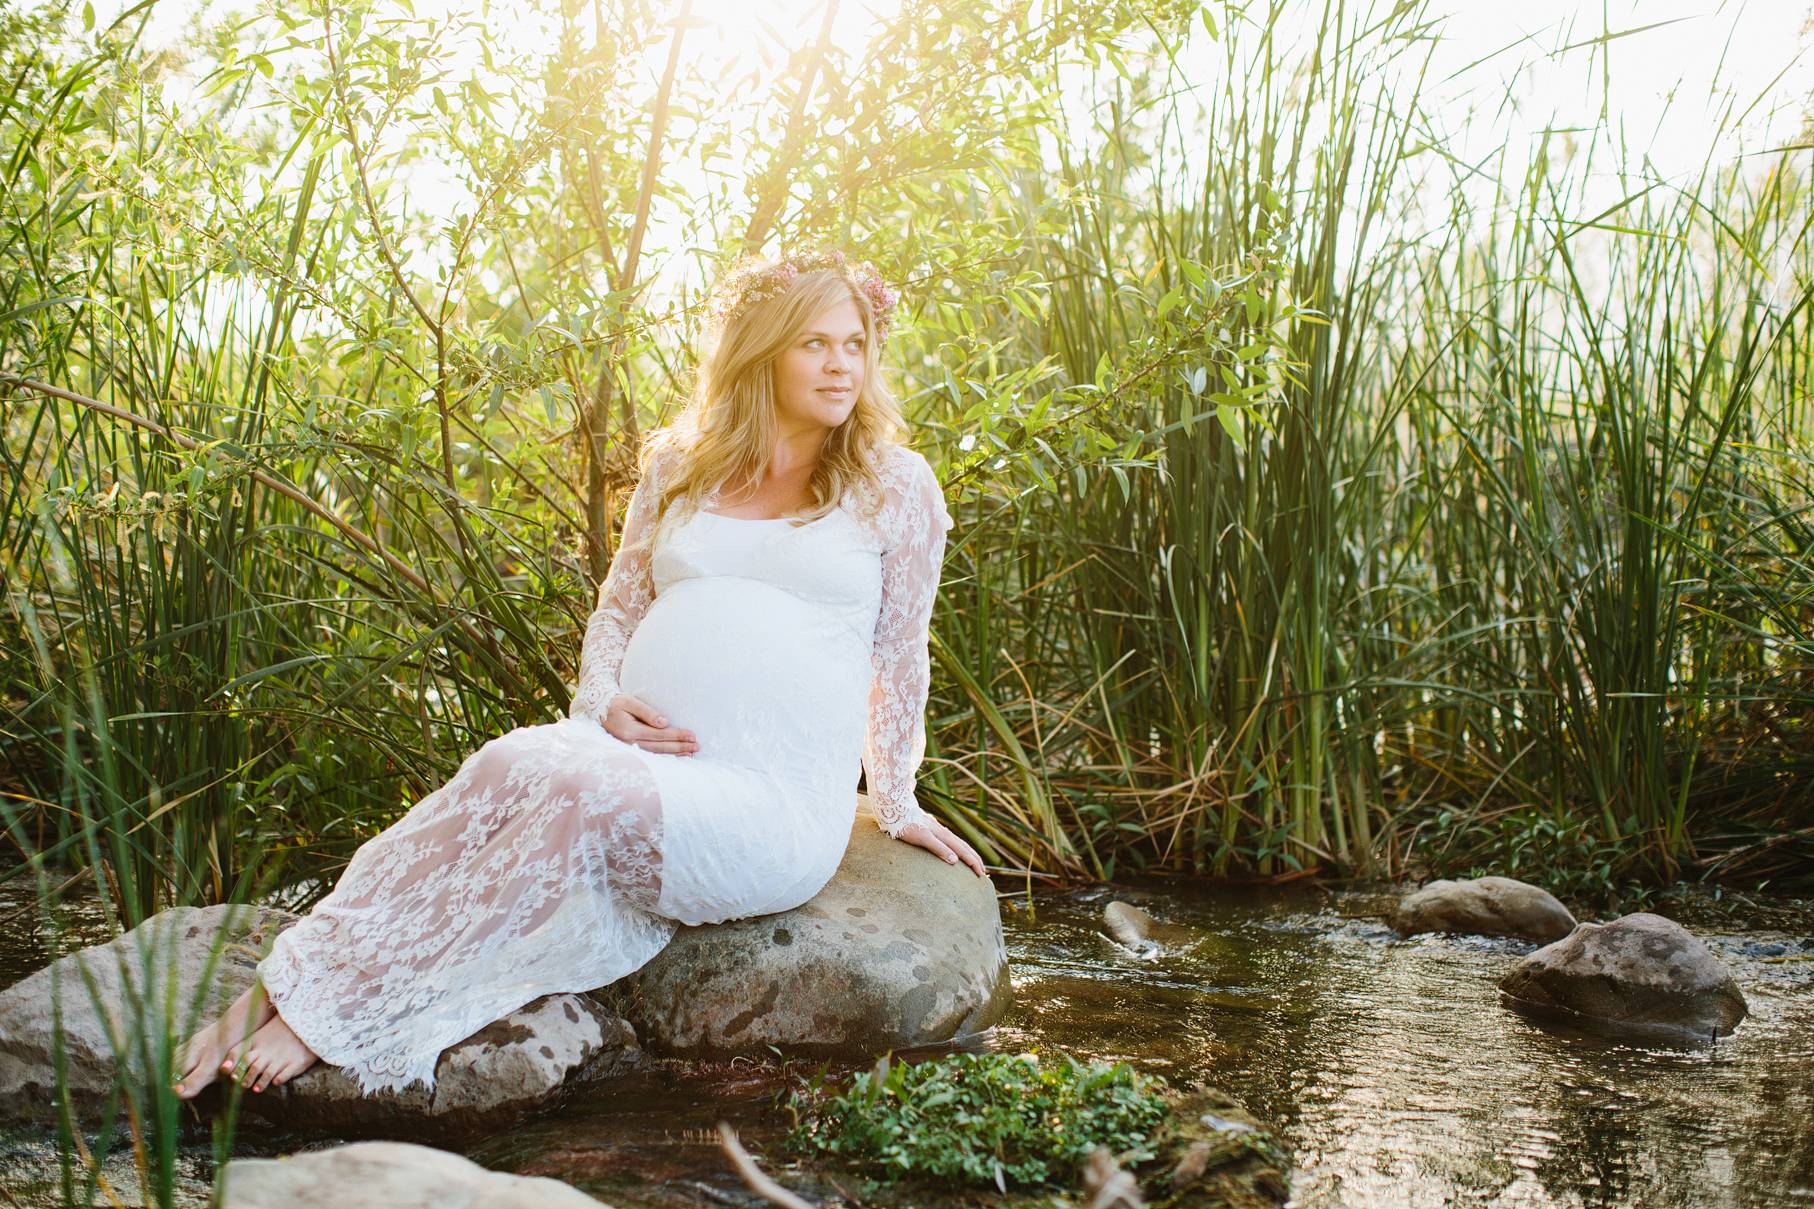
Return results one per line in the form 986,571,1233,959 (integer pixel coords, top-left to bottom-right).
175,251,984,1098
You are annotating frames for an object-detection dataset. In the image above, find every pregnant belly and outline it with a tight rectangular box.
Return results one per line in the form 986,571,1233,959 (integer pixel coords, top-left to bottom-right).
617,577,872,779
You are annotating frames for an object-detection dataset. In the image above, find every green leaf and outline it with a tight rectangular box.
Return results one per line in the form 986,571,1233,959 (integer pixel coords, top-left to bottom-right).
1216,404,1245,448
0,296,88,324
201,68,248,99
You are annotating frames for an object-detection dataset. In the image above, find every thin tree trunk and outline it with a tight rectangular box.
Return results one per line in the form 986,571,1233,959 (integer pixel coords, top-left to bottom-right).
584,0,692,584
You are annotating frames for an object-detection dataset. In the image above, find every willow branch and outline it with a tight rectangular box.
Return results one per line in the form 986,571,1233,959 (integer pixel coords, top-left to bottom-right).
741,0,840,252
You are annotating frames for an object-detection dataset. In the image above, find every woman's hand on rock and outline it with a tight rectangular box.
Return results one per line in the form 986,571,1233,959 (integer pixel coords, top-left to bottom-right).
603,694,698,755
896,817,987,877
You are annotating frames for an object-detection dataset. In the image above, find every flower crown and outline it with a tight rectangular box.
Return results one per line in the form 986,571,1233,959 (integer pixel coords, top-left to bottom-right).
709,250,899,344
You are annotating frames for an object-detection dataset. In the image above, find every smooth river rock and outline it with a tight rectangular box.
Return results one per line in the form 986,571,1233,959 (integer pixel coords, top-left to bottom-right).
0,904,642,1137
1389,876,1576,943
1498,912,1748,1043
219,1140,602,1208
1102,901,1199,955
1104,901,1162,954
617,798,1009,1056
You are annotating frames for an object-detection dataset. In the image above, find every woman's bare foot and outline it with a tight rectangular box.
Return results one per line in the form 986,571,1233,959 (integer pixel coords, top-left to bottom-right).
227,1012,319,1093
173,985,272,1098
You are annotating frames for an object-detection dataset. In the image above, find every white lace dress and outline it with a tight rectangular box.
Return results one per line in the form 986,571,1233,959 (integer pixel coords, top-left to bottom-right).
258,445,951,1092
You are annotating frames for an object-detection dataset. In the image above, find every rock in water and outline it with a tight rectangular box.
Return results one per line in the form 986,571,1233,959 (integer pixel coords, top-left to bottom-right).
0,905,642,1138
241,992,642,1140
1498,912,1748,1043
0,903,296,1118
218,1140,601,1208
1102,902,1163,955
1389,876,1576,943
618,798,1008,1056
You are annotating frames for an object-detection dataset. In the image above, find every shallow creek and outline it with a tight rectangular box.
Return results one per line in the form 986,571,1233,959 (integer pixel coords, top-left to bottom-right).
990,884,1814,1208
2,880,1812,1207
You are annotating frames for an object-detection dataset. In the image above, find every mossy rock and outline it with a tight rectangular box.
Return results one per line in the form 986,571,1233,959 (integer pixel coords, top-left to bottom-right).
1136,1090,1290,1208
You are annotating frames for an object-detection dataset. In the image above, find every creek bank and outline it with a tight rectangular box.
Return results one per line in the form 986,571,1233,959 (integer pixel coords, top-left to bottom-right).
614,799,1009,1057
219,1140,601,1208
1389,877,1576,943
1498,912,1749,1042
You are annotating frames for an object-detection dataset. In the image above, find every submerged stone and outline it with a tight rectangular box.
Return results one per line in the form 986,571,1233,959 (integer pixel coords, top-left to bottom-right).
1102,900,1202,955
617,798,1009,1056
1389,876,1576,943
1498,912,1748,1043
218,1140,600,1208
1139,1090,1291,1208
1104,901,1162,953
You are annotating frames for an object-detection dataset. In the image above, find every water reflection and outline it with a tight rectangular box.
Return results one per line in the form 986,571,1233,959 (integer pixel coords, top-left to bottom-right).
995,886,1814,1209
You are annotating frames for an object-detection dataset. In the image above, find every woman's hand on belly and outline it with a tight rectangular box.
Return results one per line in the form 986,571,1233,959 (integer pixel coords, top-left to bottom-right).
603,693,699,755
895,818,987,877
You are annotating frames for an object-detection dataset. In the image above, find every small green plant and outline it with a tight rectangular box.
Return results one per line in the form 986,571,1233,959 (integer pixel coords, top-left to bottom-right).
787,1052,1170,1188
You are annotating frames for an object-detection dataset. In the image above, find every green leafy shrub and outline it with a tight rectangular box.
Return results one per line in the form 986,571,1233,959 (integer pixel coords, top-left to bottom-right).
787,1052,1170,1188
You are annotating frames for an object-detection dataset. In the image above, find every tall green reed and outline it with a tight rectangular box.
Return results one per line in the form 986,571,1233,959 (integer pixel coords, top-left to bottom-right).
910,0,1814,889
3,590,267,1209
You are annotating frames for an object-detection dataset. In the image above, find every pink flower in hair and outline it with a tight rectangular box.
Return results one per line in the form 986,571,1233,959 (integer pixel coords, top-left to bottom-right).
709,251,900,343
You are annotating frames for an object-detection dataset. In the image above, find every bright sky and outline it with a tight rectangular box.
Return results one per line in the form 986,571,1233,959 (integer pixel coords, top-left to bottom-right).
110,0,1814,180
1421,0,1812,187
94,0,1814,292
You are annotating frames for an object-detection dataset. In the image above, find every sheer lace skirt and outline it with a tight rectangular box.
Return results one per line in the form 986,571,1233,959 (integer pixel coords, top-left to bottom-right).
259,718,679,1093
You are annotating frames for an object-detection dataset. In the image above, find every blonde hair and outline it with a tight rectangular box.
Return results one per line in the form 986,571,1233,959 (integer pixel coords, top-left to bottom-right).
643,265,905,526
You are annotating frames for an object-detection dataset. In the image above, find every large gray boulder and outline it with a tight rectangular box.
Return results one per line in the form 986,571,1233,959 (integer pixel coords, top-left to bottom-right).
618,799,1009,1056
0,905,642,1139
219,1140,601,1208
1499,912,1748,1043
1390,876,1576,943
0,903,295,1117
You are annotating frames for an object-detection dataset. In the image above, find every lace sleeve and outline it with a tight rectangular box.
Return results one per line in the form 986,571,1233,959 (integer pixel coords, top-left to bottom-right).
570,459,664,724
862,449,954,837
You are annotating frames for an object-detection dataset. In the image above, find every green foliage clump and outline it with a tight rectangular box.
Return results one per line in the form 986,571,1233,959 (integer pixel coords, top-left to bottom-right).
788,1052,1170,1188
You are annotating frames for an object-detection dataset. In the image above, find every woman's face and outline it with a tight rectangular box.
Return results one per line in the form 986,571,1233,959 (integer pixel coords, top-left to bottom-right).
771,297,867,440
